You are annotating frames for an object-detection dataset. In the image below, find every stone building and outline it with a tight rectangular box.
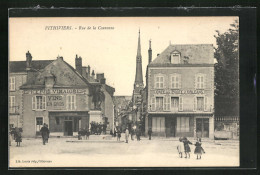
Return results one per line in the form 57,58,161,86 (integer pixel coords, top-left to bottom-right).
145,44,215,139
9,52,115,137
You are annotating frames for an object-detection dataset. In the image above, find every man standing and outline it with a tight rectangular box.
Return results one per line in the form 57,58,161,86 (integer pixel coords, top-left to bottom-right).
125,128,129,143
40,123,50,145
148,128,152,140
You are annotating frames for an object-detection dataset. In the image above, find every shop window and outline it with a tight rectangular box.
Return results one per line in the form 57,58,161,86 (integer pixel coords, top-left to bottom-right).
36,117,43,132
155,75,164,89
55,117,60,125
32,96,46,110
9,77,15,91
195,74,206,89
170,74,181,89
176,117,189,132
152,117,165,132
156,97,163,111
67,95,76,110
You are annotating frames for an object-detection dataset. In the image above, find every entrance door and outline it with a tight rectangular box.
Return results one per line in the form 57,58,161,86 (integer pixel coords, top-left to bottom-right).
64,121,73,136
196,118,209,138
166,117,176,137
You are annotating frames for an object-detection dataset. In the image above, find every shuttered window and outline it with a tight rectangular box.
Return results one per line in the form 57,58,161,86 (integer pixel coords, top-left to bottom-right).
195,74,206,89
10,77,15,91
67,95,76,110
32,96,46,110
170,74,181,89
155,75,164,89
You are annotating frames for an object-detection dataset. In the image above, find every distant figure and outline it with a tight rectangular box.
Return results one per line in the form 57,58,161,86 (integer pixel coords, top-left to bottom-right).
14,127,22,147
103,124,107,134
86,129,90,140
117,129,121,141
194,138,206,160
110,129,113,136
78,128,83,140
136,128,141,141
125,128,129,143
45,124,50,143
183,137,192,158
148,128,152,140
113,128,117,137
177,137,184,158
130,128,135,141
40,123,50,145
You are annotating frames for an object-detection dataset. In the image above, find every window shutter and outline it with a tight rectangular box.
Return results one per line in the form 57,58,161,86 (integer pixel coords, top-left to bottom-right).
179,74,182,89
194,75,197,89
179,97,183,111
13,77,15,90
151,97,155,111
204,96,208,111
193,96,197,111
74,95,77,110
43,96,46,109
170,76,173,88
203,74,206,89
163,75,166,88
167,96,170,111
32,96,36,110
66,95,69,110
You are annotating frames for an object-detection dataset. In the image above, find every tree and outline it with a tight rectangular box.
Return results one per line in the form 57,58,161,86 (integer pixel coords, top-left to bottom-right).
214,19,239,116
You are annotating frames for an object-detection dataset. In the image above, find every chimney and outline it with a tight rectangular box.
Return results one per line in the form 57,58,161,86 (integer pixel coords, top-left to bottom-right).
75,54,82,75
57,55,63,61
26,51,32,70
82,66,87,78
87,65,90,77
91,70,95,79
96,73,106,84
148,40,152,64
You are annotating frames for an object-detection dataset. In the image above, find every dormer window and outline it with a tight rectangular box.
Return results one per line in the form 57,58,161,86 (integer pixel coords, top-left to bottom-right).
171,51,181,64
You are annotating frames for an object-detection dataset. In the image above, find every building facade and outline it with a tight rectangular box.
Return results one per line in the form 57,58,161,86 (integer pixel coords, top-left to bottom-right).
10,52,115,137
145,44,215,139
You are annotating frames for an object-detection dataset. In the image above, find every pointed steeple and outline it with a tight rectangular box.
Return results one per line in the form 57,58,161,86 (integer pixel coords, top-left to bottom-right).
134,29,143,86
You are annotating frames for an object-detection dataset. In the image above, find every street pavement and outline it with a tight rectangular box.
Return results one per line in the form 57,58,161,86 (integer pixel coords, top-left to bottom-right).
9,134,239,167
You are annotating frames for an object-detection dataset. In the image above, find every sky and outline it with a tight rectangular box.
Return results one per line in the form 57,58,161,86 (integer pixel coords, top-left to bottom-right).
9,17,238,96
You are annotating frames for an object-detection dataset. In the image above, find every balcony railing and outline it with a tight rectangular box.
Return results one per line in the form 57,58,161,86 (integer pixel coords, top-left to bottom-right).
9,106,19,114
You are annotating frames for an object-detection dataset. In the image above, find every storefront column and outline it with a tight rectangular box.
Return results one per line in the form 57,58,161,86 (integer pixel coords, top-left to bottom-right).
209,116,214,139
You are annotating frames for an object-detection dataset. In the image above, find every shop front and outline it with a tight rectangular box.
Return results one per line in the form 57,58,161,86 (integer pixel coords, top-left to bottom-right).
49,111,89,136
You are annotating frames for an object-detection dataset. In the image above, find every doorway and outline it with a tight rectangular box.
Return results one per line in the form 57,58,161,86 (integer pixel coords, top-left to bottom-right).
196,118,209,138
166,117,176,137
64,121,73,136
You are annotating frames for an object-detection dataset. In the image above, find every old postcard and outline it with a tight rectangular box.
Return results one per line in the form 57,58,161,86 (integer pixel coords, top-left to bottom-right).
8,16,239,167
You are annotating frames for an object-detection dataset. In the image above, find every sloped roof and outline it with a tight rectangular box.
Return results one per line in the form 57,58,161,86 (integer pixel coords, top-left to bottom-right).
9,60,54,73
150,44,214,65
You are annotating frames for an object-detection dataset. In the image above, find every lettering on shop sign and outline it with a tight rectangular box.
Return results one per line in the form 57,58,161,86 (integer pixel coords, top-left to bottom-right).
154,89,204,94
47,95,65,109
23,89,86,94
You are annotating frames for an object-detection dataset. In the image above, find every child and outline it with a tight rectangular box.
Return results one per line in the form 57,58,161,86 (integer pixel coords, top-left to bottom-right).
183,137,192,158
177,137,184,158
194,138,206,160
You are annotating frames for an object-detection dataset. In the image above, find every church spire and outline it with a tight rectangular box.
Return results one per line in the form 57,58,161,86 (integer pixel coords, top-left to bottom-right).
134,29,143,86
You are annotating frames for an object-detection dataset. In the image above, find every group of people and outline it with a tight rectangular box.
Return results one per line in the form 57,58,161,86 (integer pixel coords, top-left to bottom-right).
9,127,22,147
78,128,90,140
177,137,206,160
90,122,107,135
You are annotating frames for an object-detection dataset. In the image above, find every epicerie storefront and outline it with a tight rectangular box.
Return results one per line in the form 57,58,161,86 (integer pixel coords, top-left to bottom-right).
22,88,90,137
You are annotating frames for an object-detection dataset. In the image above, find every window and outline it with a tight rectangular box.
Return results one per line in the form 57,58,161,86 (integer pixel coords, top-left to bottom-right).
9,96,15,113
177,117,189,132
152,117,165,132
170,74,181,89
171,52,180,64
156,97,163,111
36,117,43,132
67,95,76,110
171,97,179,111
197,97,204,111
151,97,155,111
55,117,60,125
10,77,15,91
155,75,164,89
32,96,46,110
193,96,208,111
195,74,206,89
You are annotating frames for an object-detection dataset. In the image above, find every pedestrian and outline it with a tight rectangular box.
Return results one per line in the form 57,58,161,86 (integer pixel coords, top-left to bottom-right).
117,129,121,141
183,137,192,158
148,128,152,140
86,129,90,140
14,127,22,147
45,124,50,143
78,128,83,140
194,138,206,160
125,127,129,143
177,137,184,158
40,123,49,145
131,128,135,141
9,129,12,146
136,128,141,141
114,128,117,137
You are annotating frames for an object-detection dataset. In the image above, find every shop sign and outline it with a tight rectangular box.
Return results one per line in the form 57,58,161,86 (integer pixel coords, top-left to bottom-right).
46,95,65,109
24,89,86,95
154,89,204,94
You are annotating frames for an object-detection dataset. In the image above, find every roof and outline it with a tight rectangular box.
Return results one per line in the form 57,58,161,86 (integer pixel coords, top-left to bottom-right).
150,44,214,65
9,60,54,73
